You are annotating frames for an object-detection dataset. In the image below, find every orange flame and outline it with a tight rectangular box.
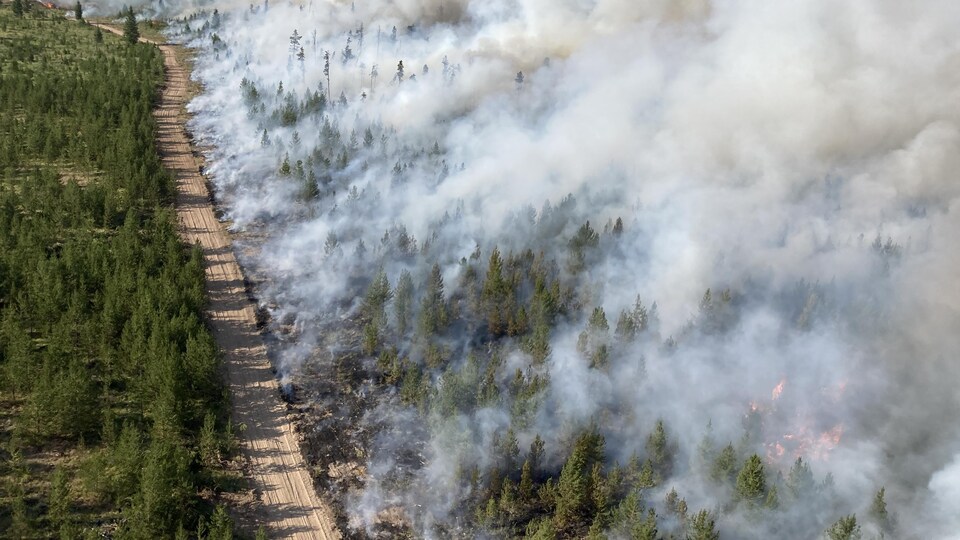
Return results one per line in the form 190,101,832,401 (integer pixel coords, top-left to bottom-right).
771,379,785,401
753,377,847,465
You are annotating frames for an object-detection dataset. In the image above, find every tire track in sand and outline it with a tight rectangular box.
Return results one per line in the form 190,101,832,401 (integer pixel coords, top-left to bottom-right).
96,24,341,540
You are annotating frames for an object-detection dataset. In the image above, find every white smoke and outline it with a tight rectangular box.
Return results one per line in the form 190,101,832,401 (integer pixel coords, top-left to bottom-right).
144,0,960,536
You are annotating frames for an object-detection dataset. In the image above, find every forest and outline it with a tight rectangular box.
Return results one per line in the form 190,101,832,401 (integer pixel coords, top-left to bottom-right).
0,5,240,538
166,2,943,538
0,0,953,538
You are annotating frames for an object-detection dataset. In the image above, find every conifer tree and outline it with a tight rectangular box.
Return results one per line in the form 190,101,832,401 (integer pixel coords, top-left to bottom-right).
826,515,861,540
869,487,893,532
75,1,83,20
482,246,510,336
688,510,720,540
735,454,766,503
207,505,234,540
519,459,534,501
529,434,545,472
711,443,737,483
646,419,672,475
48,466,72,531
418,264,448,335
123,7,140,45
632,508,658,540
786,457,815,499
394,270,414,335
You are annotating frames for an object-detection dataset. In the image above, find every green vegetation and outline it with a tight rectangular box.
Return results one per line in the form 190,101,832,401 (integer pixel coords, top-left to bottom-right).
0,6,238,537
168,9,917,538
123,6,139,45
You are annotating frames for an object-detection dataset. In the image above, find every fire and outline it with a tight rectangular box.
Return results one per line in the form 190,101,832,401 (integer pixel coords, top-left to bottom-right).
771,379,785,400
763,423,844,463
751,377,847,465
819,425,843,447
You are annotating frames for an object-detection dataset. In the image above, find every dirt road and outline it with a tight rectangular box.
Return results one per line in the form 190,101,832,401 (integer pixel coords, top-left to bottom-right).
97,24,341,539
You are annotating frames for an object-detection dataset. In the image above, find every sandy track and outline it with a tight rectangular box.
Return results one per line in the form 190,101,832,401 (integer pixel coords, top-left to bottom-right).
96,24,340,539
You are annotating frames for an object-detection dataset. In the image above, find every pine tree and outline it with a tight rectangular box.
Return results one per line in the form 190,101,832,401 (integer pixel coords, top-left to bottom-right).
555,448,588,529
198,412,219,465
735,454,766,503
586,518,606,540
482,246,510,336
687,510,719,540
711,443,737,483
765,484,779,509
665,487,679,514
75,1,83,20
418,264,448,335
123,7,140,45
529,434,545,472
612,217,624,236
646,419,672,475
826,515,861,540
9,488,31,537
677,498,688,525
590,462,609,516
636,459,658,488
208,505,234,540
527,518,557,540
697,421,717,468
362,268,393,323
869,487,893,532
614,309,637,342
499,479,517,518
632,508,658,540
501,428,520,472
394,270,414,335
289,29,302,56
323,51,331,101
519,459,534,501
133,438,193,535
554,432,604,531
588,306,609,331
48,466,72,531
786,457,815,499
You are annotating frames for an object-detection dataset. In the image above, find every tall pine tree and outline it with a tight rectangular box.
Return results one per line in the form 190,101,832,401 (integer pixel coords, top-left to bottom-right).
123,7,140,44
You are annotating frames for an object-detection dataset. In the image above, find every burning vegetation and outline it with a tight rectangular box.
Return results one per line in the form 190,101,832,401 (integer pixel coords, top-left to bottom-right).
169,0,960,538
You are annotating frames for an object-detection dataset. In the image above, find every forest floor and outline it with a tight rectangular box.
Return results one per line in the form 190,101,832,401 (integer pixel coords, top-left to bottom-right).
93,23,341,540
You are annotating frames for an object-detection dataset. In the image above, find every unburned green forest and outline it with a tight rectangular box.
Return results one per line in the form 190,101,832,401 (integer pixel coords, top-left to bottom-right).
0,6,240,538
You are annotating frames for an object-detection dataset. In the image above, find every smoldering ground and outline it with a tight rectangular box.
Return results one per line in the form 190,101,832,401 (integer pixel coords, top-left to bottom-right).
123,0,960,536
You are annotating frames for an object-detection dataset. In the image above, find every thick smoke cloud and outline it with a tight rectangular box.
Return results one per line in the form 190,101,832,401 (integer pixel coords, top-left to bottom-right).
153,0,960,536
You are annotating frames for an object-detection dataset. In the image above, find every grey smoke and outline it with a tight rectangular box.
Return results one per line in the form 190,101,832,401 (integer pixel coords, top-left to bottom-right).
130,0,960,536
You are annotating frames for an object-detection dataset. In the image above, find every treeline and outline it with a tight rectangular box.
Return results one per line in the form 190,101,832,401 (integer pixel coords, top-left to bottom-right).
0,7,238,538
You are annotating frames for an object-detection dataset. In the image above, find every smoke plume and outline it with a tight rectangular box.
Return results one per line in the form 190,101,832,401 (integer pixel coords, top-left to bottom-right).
130,0,960,536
